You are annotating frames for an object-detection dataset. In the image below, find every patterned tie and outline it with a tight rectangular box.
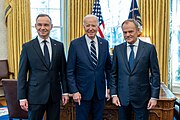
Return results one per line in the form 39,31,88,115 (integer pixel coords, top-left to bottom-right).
129,45,134,71
43,40,50,67
90,40,98,66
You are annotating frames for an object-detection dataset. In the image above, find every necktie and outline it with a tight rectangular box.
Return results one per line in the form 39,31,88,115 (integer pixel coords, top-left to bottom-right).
129,45,134,71
43,40,50,67
90,40,98,66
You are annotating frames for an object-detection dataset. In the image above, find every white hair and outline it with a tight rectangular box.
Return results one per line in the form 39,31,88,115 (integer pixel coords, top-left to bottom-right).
83,14,99,25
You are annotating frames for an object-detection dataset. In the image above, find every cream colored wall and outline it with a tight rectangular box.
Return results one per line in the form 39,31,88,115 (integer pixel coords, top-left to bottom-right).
0,0,6,97
0,0,8,60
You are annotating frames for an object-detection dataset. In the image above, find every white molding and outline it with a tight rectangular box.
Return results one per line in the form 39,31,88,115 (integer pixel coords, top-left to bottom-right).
0,0,8,60
172,84,180,94
138,37,151,44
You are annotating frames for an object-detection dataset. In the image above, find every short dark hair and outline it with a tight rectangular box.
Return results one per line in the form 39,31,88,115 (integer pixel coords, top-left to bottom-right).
36,14,52,23
121,19,139,29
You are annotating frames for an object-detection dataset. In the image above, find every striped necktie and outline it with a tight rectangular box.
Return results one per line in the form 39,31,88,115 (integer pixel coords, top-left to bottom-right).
90,40,98,66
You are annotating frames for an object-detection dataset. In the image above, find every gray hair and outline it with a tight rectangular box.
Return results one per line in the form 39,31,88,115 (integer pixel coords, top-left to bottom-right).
83,14,99,25
121,19,139,29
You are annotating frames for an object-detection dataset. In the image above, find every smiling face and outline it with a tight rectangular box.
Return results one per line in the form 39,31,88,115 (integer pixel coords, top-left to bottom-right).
122,20,141,44
35,16,53,39
83,15,99,40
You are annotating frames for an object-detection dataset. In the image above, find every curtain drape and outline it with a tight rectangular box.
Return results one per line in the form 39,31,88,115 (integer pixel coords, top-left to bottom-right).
139,0,170,85
68,0,95,45
5,0,31,79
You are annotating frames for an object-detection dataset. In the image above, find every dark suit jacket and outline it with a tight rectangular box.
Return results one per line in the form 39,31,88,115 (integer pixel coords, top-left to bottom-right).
110,40,160,108
67,35,112,100
17,37,68,104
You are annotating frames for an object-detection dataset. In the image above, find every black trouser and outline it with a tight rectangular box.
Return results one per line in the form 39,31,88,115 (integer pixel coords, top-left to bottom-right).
118,102,148,120
28,96,60,120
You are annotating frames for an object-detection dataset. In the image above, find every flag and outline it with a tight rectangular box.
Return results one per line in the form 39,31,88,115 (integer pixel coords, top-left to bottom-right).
5,0,13,25
92,0,105,38
128,0,142,32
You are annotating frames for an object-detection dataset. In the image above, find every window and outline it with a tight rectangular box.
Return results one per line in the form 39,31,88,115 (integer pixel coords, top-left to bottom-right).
170,0,180,92
30,0,64,43
100,0,132,48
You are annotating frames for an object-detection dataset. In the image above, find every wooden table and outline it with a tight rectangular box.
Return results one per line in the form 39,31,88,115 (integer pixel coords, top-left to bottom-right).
148,83,176,120
60,83,176,120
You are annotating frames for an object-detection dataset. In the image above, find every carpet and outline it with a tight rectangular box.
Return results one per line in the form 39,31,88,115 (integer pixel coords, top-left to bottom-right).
0,107,8,117
0,106,177,120
0,106,28,120
0,106,9,120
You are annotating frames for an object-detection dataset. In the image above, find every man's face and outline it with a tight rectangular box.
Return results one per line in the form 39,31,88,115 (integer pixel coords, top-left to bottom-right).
83,17,98,40
35,16,53,39
122,22,140,44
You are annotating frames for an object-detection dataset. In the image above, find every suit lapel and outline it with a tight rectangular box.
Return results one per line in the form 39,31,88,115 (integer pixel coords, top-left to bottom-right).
131,40,145,72
80,35,96,67
96,37,103,67
49,39,56,69
122,43,131,72
32,38,49,68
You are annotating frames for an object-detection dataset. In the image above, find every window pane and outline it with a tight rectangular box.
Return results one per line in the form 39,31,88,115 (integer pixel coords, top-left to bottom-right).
31,27,38,39
30,0,63,43
50,27,62,41
48,0,60,8
48,9,60,26
170,0,180,84
100,0,131,48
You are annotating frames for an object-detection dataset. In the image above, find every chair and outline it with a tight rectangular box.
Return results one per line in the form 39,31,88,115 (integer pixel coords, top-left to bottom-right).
0,60,15,83
0,60,14,97
174,99,180,120
2,79,28,120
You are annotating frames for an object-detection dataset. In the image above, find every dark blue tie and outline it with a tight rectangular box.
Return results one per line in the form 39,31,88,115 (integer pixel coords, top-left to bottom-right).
129,45,134,71
90,40,98,66
43,40,50,67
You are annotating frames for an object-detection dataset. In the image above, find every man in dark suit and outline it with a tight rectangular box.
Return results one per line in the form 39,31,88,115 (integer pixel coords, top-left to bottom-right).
67,14,112,120
17,14,69,120
110,19,160,120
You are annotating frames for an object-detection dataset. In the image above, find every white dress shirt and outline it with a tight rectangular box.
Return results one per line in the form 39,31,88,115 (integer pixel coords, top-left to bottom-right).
85,35,99,59
38,36,52,61
127,39,139,60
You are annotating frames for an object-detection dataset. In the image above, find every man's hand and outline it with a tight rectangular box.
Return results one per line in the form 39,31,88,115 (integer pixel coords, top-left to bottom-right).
147,99,157,110
62,95,69,106
112,96,121,106
73,92,81,105
19,99,28,111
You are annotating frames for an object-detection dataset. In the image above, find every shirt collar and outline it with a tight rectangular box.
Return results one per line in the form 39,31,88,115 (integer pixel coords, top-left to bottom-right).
38,36,51,43
85,35,98,44
127,38,139,47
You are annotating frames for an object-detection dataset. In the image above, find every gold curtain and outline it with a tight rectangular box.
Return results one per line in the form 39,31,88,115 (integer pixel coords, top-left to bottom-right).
68,0,95,45
139,0,170,85
5,0,32,79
